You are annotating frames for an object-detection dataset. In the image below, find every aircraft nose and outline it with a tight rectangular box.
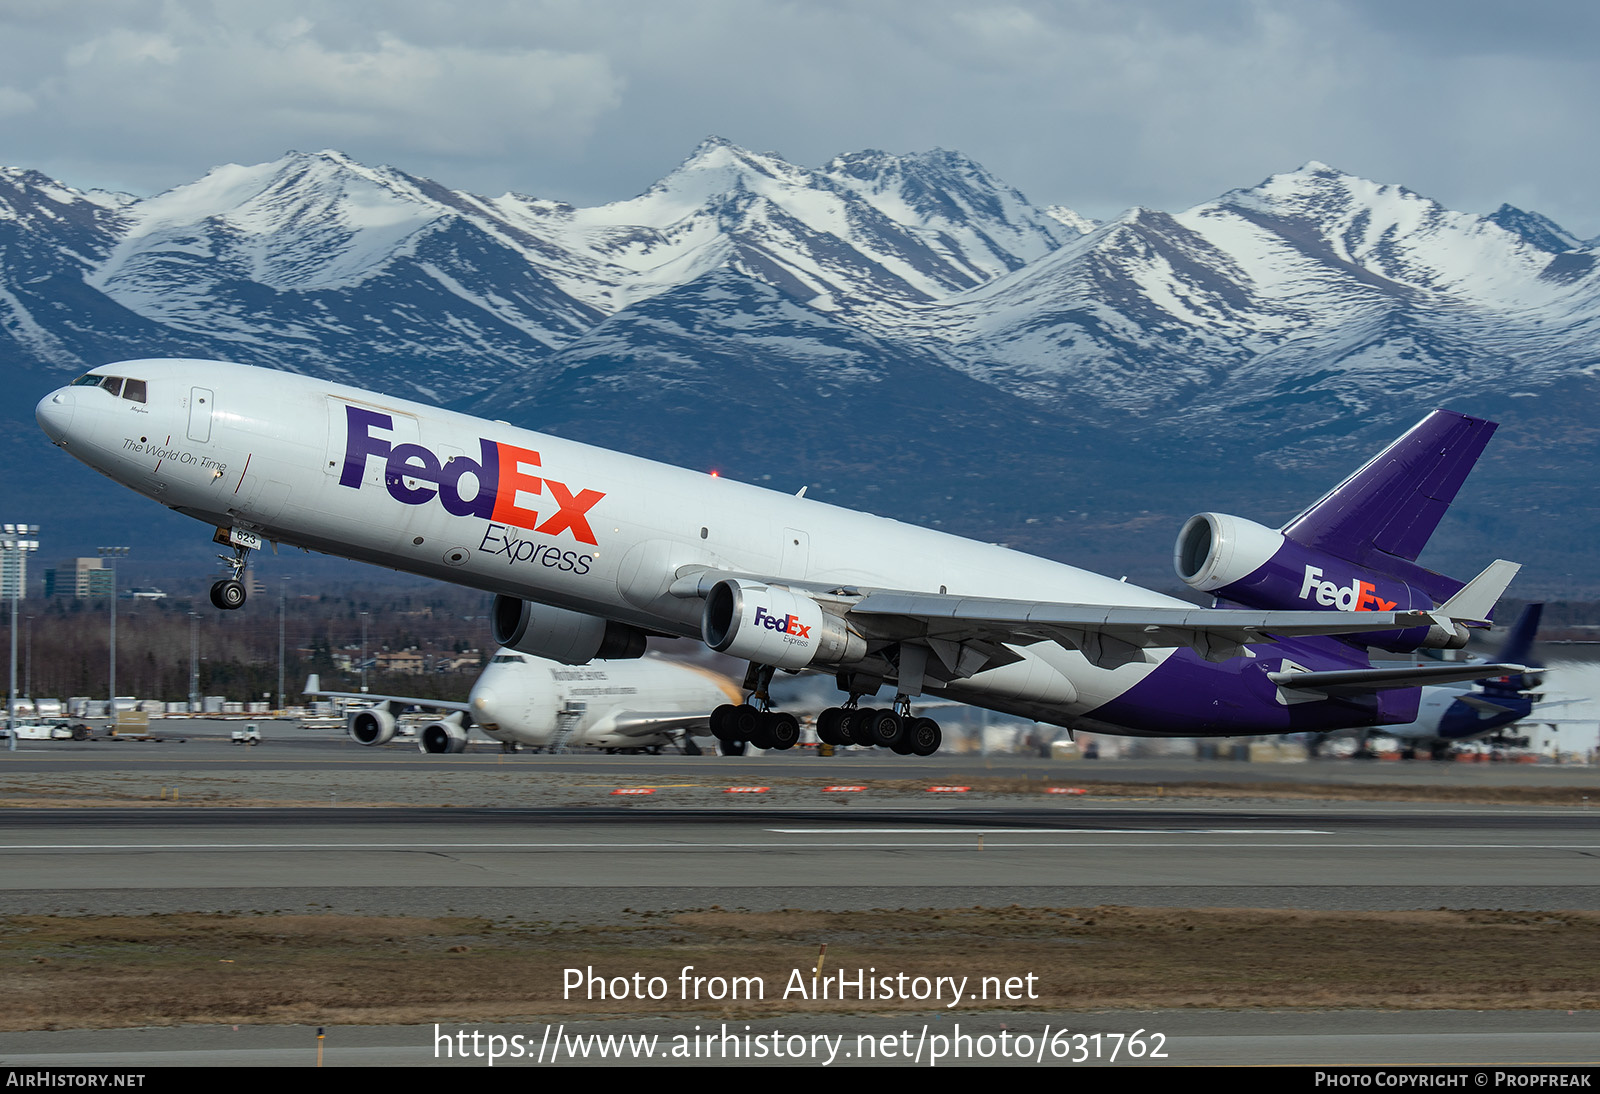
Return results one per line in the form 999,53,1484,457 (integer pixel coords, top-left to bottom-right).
35,388,77,444
469,686,501,730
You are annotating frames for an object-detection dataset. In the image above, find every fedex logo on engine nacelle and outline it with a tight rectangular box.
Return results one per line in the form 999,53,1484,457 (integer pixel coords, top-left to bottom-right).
754,605,812,639
1298,566,1398,612
339,405,604,545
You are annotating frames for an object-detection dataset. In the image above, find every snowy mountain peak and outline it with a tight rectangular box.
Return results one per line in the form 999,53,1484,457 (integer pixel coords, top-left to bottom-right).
1487,203,1585,254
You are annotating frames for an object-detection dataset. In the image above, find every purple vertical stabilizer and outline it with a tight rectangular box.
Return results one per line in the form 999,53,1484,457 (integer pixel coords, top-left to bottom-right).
1174,409,1502,647
1282,410,1496,571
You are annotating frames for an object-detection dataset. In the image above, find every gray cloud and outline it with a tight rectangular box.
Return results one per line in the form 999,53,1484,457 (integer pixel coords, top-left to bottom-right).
2,0,1595,235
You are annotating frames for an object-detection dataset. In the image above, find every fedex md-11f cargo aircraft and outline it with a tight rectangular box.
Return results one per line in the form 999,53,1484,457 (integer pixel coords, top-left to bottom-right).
37,360,1523,756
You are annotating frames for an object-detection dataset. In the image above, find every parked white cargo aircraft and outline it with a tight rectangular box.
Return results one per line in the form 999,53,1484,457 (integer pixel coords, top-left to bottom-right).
305,651,740,754
1354,604,1547,759
37,360,1524,755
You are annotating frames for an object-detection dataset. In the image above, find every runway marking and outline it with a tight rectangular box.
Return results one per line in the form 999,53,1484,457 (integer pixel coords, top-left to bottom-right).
768,825,1331,831
2,840,1597,851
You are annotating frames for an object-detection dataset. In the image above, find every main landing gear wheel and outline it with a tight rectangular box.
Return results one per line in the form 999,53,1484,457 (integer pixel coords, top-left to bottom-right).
767,711,800,751
209,579,246,610
817,705,943,756
860,708,904,748
816,708,845,746
712,703,800,753
710,704,740,742
907,717,942,757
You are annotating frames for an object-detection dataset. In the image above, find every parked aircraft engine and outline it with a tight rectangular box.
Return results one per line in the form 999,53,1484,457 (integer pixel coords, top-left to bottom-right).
491,595,647,664
348,705,397,746
418,714,470,754
702,579,866,670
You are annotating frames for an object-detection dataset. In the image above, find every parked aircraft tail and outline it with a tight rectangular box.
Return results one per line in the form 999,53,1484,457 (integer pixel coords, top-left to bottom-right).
1479,602,1544,695
1174,410,1513,652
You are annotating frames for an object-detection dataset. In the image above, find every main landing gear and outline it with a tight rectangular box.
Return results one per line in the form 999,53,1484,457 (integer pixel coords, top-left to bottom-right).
209,536,252,611
816,699,942,756
710,662,800,755
710,659,945,757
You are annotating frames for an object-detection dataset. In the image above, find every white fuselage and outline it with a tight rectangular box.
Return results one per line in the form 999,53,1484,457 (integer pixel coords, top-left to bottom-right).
37,359,1193,729
469,650,740,749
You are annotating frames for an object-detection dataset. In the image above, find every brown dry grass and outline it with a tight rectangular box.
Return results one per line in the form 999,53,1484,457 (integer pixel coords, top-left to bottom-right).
3,905,1596,1030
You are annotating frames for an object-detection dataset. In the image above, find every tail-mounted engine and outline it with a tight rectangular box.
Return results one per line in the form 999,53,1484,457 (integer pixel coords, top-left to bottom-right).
492,595,647,665
1174,513,1466,652
702,579,866,670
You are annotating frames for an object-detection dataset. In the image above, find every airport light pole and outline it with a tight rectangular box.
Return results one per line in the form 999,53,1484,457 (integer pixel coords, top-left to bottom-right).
277,580,286,711
188,611,200,713
4,525,40,752
360,611,369,693
97,547,129,722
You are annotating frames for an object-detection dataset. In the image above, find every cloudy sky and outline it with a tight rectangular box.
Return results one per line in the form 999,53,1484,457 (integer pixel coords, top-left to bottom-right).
3,0,1595,234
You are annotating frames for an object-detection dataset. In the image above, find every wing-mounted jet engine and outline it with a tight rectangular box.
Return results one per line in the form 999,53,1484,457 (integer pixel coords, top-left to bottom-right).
418,713,470,754
701,579,867,669
491,596,648,665
347,703,398,746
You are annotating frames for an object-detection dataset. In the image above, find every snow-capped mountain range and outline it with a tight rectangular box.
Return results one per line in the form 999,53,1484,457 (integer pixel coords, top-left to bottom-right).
3,139,1595,590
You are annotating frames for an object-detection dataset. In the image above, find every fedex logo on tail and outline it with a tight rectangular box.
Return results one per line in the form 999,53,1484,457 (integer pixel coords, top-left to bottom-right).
754,605,812,639
1299,566,1397,611
339,405,604,545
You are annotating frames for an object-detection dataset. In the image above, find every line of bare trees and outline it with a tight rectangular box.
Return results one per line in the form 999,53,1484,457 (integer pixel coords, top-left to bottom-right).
3,584,494,703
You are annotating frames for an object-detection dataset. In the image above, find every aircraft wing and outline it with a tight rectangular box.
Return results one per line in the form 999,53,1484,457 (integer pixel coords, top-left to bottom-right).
606,712,714,738
671,568,1514,676
302,674,470,716
1267,663,1525,696
847,592,1441,668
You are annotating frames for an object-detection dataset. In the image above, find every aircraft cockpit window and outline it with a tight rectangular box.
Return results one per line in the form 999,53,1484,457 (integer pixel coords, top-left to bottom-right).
67,374,143,400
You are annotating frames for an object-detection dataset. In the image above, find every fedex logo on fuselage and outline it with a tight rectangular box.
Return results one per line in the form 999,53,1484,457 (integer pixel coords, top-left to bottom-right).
754,605,812,639
339,405,604,545
1298,566,1397,612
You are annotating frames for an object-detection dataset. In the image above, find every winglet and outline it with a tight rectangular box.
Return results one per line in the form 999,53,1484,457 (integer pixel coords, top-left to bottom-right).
1436,559,1520,624
304,674,321,695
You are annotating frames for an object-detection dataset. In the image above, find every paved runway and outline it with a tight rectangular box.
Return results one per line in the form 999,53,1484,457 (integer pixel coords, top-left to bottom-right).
3,1010,1598,1067
0,801,1594,916
2,740,1597,1068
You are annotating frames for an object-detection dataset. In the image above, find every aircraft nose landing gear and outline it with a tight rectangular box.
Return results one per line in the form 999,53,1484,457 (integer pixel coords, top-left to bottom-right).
209,578,246,610
209,528,255,610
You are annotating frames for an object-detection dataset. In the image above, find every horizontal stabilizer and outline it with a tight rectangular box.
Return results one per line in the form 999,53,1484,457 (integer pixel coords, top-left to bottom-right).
1458,695,1521,717
1436,559,1520,624
1269,662,1525,695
